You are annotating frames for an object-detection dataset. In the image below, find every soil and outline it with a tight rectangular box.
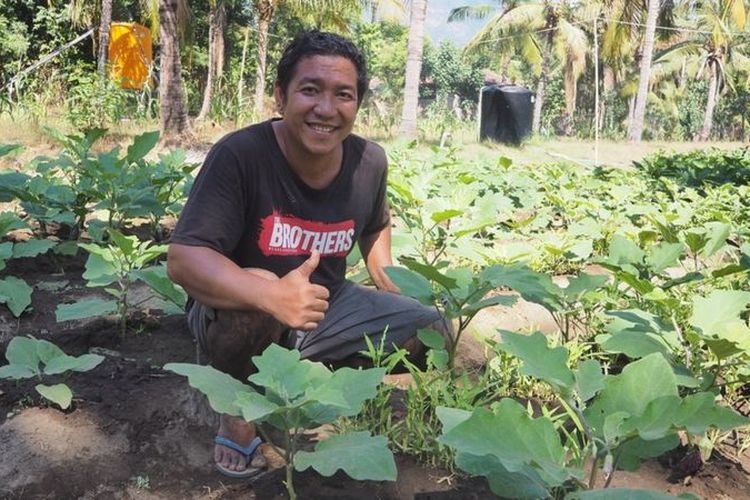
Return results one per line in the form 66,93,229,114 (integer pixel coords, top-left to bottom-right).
1,252,749,499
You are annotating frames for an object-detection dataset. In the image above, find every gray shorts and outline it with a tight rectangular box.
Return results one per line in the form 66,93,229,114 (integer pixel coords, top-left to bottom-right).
186,280,442,362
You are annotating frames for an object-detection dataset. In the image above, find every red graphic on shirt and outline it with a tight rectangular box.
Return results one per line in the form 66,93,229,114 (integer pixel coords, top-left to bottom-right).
259,212,355,257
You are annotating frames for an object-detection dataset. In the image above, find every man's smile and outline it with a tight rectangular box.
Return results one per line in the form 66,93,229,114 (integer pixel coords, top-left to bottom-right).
307,122,337,133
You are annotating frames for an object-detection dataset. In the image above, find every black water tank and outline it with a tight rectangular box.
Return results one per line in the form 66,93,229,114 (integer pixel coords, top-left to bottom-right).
479,85,535,145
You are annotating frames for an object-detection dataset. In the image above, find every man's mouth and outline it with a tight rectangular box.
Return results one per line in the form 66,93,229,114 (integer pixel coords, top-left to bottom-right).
308,123,337,133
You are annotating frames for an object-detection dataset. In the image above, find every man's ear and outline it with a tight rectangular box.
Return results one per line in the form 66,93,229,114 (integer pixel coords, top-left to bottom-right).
273,82,286,115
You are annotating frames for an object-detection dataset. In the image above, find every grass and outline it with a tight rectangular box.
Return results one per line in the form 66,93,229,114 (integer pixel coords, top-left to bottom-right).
1,112,746,172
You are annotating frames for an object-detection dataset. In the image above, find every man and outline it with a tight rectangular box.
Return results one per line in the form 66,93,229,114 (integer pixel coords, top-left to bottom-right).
167,30,445,478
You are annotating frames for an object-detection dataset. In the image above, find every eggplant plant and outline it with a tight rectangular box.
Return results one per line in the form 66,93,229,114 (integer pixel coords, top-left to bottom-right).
165,344,396,500
437,332,748,499
55,229,167,336
0,336,104,409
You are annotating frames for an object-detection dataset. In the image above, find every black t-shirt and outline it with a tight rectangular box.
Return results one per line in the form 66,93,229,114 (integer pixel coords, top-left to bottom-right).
171,120,390,294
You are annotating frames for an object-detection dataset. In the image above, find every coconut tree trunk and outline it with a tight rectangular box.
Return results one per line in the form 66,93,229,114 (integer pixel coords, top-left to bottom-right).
399,0,427,139
599,65,615,130
159,0,191,142
197,1,227,121
697,59,719,141
627,0,659,142
97,0,113,77
253,0,275,118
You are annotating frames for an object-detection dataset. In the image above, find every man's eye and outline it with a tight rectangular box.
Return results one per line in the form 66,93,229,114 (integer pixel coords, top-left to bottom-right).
300,87,317,95
339,92,355,100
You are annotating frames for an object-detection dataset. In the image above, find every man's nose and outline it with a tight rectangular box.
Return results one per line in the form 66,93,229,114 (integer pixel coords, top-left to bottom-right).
313,94,336,117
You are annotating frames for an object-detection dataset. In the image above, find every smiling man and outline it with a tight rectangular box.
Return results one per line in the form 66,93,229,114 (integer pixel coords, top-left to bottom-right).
167,31,448,478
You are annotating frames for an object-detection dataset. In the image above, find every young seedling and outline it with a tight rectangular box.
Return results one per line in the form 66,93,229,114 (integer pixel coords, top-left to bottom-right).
165,344,396,500
55,229,167,336
0,336,104,409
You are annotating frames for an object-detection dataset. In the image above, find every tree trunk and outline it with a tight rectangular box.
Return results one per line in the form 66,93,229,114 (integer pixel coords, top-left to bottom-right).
159,0,191,142
532,73,545,134
97,0,113,78
253,1,274,118
599,65,615,130
197,2,227,121
399,0,427,139
697,59,719,141
627,0,659,142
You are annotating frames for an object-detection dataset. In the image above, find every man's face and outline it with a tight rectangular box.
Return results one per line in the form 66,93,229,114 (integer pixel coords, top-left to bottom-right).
274,55,359,158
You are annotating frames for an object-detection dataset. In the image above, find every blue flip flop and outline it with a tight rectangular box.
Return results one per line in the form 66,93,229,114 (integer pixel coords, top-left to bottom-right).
214,435,264,478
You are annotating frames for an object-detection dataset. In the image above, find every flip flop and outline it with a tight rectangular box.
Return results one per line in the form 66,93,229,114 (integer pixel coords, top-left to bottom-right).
214,435,264,479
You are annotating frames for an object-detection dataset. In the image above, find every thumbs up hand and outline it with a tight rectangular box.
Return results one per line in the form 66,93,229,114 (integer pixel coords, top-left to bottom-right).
270,251,330,331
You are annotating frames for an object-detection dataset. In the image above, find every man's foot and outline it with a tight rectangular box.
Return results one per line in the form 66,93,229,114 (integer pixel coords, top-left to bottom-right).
214,414,266,477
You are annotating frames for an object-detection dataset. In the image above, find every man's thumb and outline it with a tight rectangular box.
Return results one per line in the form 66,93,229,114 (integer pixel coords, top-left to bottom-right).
297,250,320,278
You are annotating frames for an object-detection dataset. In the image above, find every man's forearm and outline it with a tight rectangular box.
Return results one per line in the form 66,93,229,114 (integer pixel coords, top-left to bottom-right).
359,226,399,293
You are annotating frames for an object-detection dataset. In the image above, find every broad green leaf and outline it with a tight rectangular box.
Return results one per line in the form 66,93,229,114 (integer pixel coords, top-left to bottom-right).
134,265,187,309
0,241,13,261
690,290,750,336
417,328,446,350
36,383,73,410
646,243,684,274
599,310,681,359
684,231,707,254
617,435,680,471
12,239,57,259
249,344,328,401
0,212,26,235
431,209,463,223
126,131,160,163
481,264,561,311
81,252,117,287
294,432,397,481
498,331,574,392
560,273,608,302
701,222,730,257
460,294,517,316
56,298,117,322
0,276,33,317
567,488,686,499
4,336,40,371
439,399,571,491
235,391,280,422
303,367,386,423
0,144,21,157
674,392,748,434
164,362,252,417
35,339,66,364
606,234,645,270
435,406,472,434
44,353,104,375
107,229,137,256
427,349,449,370
0,364,36,379
383,266,434,305
456,452,550,499
53,241,79,256
585,354,678,438
400,258,457,290
575,359,605,402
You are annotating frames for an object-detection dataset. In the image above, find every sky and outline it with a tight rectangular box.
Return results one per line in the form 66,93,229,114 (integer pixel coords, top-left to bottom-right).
424,0,492,47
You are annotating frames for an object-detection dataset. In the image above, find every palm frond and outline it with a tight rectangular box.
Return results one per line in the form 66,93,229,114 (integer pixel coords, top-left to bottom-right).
448,5,496,23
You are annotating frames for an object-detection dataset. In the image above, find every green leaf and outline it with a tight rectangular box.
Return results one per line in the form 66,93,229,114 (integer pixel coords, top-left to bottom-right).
294,432,397,481
44,353,104,375
0,364,36,379
164,363,253,417
481,264,561,311
12,239,57,259
249,344,329,401
36,383,73,410
690,290,750,336
0,144,21,157
585,354,678,439
427,349,449,370
383,266,434,305
674,392,748,434
617,435,680,471
417,328,446,350
560,273,608,302
56,298,117,322
701,222,730,257
431,209,463,223
134,265,187,309
459,294,517,316
0,276,33,317
606,234,646,269
399,258,457,290
598,310,680,359
498,331,575,392
35,339,65,364
567,488,686,499
646,243,684,274
126,131,160,163
235,391,280,422
0,212,26,235
81,251,117,287
575,359,605,402
439,399,572,495
435,406,472,434
4,336,40,372
302,366,386,423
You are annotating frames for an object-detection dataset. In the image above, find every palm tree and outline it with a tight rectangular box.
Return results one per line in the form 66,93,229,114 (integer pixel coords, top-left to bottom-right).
158,0,190,141
399,0,427,139
456,1,588,135
197,0,227,121
97,0,113,76
626,0,660,142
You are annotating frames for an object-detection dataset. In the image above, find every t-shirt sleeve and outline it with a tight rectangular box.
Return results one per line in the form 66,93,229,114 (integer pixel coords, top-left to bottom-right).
361,144,391,237
171,143,249,256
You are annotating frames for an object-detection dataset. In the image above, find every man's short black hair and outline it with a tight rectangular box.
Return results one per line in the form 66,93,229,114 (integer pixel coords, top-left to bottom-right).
276,30,369,106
